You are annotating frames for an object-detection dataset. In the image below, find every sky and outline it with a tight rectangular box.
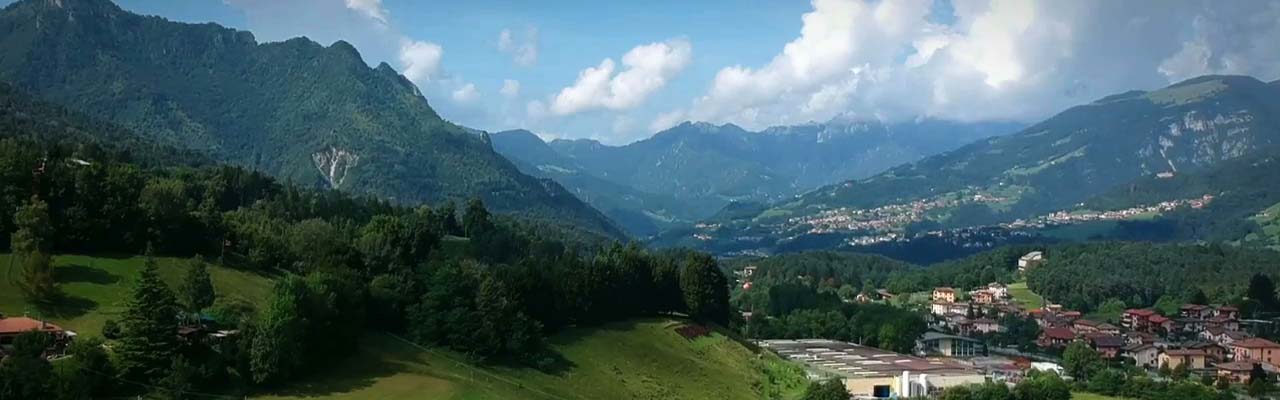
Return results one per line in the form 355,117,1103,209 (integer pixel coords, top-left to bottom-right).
33,0,1280,144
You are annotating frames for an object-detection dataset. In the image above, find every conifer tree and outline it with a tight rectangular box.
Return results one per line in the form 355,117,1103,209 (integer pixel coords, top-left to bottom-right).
117,256,180,383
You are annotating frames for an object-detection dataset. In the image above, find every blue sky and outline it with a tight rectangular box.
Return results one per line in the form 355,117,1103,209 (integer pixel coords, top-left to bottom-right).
18,0,1280,144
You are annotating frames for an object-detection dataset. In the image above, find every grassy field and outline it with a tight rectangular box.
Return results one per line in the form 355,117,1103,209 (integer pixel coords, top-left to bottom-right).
1009,281,1046,309
260,319,808,400
0,253,274,336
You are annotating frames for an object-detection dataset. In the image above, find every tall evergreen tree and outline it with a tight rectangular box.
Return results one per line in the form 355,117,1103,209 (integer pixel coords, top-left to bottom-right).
1248,273,1279,311
680,253,730,325
0,331,54,399
117,256,180,383
181,255,216,314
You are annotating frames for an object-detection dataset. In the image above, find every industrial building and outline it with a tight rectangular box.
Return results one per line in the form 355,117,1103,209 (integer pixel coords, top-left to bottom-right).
761,339,986,398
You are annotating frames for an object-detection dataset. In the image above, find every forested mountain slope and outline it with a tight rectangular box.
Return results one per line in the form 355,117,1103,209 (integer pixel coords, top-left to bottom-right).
0,0,623,239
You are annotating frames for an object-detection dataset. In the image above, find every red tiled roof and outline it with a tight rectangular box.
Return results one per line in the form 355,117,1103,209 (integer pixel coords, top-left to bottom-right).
935,287,955,293
1042,327,1075,340
1165,348,1207,356
1126,309,1156,316
0,317,63,334
1232,338,1280,349
1218,306,1239,312
1149,315,1171,324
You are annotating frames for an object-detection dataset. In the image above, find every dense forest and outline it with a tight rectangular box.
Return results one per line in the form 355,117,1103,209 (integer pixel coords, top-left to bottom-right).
0,87,732,398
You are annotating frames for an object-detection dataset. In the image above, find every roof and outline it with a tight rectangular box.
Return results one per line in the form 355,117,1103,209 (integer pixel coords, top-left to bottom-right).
1181,304,1210,311
1075,319,1101,327
1232,338,1280,349
1164,348,1208,357
1042,327,1075,340
921,331,985,344
1149,315,1171,324
934,287,955,293
1088,335,1125,348
1218,306,1239,312
0,317,63,334
1097,323,1119,330
1217,362,1280,373
1126,309,1157,316
760,339,981,379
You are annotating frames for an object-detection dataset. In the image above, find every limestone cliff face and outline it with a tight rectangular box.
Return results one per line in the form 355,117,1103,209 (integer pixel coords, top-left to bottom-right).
312,147,359,189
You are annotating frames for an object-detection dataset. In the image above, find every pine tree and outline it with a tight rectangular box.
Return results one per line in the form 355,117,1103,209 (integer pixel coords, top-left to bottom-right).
11,197,58,303
117,256,180,383
1248,274,1279,311
180,255,216,314
17,250,58,304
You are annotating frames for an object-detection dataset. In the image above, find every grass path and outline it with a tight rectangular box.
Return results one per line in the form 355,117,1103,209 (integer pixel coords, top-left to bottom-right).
1009,281,1046,309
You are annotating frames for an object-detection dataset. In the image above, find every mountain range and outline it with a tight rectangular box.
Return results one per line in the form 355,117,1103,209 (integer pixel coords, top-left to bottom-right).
665,75,1280,255
0,0,624,239
492,118,1022,236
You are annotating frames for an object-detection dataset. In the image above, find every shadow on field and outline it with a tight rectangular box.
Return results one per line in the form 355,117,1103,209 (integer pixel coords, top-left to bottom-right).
37,293,97,319
57,264,121,284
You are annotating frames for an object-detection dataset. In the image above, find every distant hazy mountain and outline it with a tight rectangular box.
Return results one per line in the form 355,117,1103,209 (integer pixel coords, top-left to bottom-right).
670,75,1280,255
0,0,622,238
492,118,1021,236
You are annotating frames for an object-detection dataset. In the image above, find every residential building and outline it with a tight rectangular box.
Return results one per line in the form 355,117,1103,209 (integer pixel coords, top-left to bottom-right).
1160,348,1208,370
1038,327,1075,348
1018,251,1044,273
1125,343,1160,369
1086,334,1125,359
0,316,67,345
972,318,1003,334
1073,319,1101,335
933,288,956,303
1181,304,1212,319
1216,361,1278,384
1122,309,1158,332
1230,338,1280,366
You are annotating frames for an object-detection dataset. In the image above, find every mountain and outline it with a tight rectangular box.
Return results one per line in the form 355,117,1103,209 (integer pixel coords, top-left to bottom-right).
669,75,1280,256
0,0,623,239
492,118,1021,236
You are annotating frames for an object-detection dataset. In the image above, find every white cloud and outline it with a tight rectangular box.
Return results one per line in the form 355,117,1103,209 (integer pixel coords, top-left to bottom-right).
500,79,521,99
649,110,687,133
498,27,539,67
398,39,443,84
343,0,388,26
451,83,480,103
550,38,693,116
526,100,548,120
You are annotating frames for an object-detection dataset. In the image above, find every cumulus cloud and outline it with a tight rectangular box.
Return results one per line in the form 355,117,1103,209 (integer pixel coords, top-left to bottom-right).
683,0,1280,130
550,38,693,116
649,110,687,133
498,27,539,67
398,39,443,84
343,0,388,26
500,79,521,99
451,83,480,103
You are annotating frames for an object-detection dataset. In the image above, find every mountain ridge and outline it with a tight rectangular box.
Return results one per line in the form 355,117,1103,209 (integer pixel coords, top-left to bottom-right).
0,0,625,239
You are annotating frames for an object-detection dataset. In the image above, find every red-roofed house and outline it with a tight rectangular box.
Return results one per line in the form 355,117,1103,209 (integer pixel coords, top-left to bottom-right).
1231,338,1280,366
1123,309,1157,331
0,317,66,345
933,287,956,303
1160,348,1208,370
1038,327,1076,348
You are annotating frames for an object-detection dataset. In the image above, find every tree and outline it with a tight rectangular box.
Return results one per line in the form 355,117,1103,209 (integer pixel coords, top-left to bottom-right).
801,379,851,400
462,198,494,238
51,337,115,400
17,249,58,304
117,256,181,383
1013,371,1071,400
1062,341,1102,381
181,255,216,314
1172,362,1190,380
0,331,54,399
680,253,730,325
250,276,308,384
1159,362,1172,378
155,356,197,400
1186,287,1210,306
1249,274,1279,312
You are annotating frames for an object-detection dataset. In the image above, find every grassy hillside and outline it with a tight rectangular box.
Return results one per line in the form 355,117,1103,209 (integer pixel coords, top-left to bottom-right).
261,319,808,400
0,253,274,335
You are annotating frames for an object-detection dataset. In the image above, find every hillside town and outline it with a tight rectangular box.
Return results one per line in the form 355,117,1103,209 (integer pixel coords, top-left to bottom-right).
759,250,1280,398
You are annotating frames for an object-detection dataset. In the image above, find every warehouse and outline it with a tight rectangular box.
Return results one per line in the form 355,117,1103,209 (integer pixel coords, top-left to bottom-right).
761,339,985,398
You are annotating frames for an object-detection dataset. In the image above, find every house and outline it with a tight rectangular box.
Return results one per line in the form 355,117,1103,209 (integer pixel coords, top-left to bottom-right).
1018,251,1045,272
1160,348,1209,370
1149,314,1176,333
1217,306,1240,320
876,289,896,300
973,290,995,305
987,283,1009,299
933,287,957,303
1125,343,1161,369
1125,331,1157,346
1038,327,1076,348
973,318,1004,334
1073,319,1102,335
1230,338,1280,366
1097,323,1121,335
1181,304,1213,319
1216,361,1278,384
0,316,67,345
1122,309,1158,332
1207,315,1240,332
1086,334,1125,359
1203,328,1250,346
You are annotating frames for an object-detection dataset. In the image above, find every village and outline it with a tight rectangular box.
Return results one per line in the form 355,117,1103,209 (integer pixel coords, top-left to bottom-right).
759,250,1280,399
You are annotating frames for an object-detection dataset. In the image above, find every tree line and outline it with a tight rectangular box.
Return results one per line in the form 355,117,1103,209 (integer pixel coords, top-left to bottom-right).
0,125,732,398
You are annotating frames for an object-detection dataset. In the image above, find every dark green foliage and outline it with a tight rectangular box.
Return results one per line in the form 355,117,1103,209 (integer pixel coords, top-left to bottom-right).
680,253,731,325
181,255,216,312
117,256,180,384
800,378,851,400
51,337,115,400
1063,341,1103,380
155,356,197,400
1249,273,1280,312
0,0,623,240
940,382,1012,400
0,331,54,399
1011,372,1071,400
